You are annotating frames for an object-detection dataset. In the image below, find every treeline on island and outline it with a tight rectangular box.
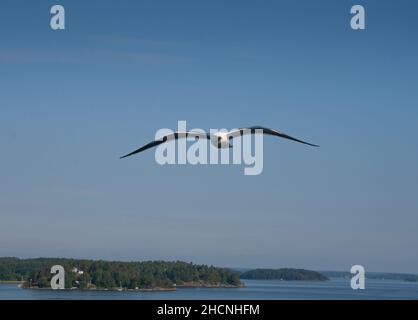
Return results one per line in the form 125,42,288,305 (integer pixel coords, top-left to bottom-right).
240,268,329,281
0,257,241,290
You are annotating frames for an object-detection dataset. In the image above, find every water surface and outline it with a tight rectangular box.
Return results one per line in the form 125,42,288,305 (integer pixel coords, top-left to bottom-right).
1,278,417,300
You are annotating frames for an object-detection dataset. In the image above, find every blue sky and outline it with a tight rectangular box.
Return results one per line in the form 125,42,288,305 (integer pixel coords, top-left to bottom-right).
0,0,417,273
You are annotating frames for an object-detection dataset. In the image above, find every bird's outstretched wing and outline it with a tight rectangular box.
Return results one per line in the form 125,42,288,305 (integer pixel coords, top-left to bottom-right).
227,126,319,147
120,131,211,159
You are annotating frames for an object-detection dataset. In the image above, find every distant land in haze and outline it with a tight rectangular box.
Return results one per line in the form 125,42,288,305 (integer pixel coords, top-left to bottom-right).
240,268,329,281
321,271,418,282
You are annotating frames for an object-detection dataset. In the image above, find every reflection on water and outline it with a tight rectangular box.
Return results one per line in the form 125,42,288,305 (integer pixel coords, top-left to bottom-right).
1,278,418,300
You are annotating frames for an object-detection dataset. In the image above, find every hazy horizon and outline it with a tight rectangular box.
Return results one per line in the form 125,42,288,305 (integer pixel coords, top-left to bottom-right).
3,255,418,276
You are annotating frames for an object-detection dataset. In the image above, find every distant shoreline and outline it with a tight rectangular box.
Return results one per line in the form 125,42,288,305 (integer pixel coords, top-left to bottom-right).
19,281,244,292
2,257,417,292
240,268,329,281
176,282,245,289
22,285,177,292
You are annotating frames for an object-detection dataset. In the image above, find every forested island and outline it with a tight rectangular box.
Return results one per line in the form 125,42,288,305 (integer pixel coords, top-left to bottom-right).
240,268,329,281
0,257,242,290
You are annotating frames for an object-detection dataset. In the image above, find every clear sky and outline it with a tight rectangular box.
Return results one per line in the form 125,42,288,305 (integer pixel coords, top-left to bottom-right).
0,0,417,273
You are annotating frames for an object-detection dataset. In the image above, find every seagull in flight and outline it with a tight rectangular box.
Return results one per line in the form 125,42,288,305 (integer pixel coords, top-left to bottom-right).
120,126,319,159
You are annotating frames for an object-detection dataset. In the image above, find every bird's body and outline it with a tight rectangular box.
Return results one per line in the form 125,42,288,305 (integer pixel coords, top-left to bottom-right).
120,126,319,159
212,132,231,149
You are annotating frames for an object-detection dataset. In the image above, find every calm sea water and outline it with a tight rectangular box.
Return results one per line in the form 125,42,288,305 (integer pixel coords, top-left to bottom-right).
1,278,417,300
